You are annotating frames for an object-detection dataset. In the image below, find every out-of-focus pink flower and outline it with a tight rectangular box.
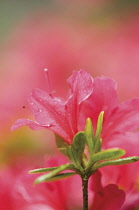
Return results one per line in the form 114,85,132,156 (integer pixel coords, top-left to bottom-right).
90,171,125,210
4,156,139,209
1,12,139,131
0,156,83,210
0,155,128,210
81,75,139,208
11,70,139,207
11,70,93,143
82,76,139,146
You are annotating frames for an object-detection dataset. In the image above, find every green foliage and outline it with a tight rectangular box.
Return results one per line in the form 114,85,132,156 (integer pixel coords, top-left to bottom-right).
34,163,75,184
85,118,95,156
91,148,125,165
29,166,59,173
95,111,104,141
55,134,70,157
93,156,139,170
30,111,139,185
35,172,76,183
71,131,86,168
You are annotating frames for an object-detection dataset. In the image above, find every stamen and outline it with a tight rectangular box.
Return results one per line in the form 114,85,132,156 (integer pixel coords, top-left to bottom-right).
44,68,53,97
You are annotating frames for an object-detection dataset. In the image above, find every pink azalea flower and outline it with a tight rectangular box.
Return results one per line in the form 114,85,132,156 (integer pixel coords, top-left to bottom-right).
0,156,83,210
80,76,139,142
81,75,139,207
90,171,125,210
11,70,93,144
11,70,139,209
0,155,127,210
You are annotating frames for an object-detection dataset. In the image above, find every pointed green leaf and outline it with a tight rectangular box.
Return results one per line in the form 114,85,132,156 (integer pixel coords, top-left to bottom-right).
95,111,104,140
85,118,95,155
35,163,74,184
29,166,59,174
93,156,139,170
55,134,71,157
35,172,76,183
71,131,86,168
91,148,125,165
72,131,86,152
94,138,102,153
70,132,86,170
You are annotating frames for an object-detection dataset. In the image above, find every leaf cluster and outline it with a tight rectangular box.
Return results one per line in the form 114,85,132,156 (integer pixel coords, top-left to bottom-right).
29,111,139,184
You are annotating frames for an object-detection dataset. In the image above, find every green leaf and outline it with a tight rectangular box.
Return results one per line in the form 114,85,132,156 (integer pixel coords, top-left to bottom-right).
29,166,59,174
35,172,76,183
85,118,95,155
95,111,104,140
55,134,70,157
94,138,102,153
91,148,125,165
71,131,86,168
35,163,74,184
93,156,139,170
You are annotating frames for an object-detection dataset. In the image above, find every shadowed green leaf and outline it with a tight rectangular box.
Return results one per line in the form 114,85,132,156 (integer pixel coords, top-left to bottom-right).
93,156,139,170
94,138,102,153
91,148,125,165
29,166,59,174
85,118,95,155
35,163,74,184
95,111,104,140
55,134,71,158
71,131,86,168
35,172,76,183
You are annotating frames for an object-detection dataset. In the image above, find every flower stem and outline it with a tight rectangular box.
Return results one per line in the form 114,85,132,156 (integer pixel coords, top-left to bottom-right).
81,175,89,210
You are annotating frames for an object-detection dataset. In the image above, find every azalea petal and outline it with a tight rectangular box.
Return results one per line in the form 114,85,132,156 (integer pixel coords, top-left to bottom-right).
28,88,74,143
67,69,93,104
90,170,102,192
11,119,50,131
91,184,125,210
110,98,139,132
66,70,93,133
102,98,139,143
121,190,139,210
82,76,118,131
90,171,125,210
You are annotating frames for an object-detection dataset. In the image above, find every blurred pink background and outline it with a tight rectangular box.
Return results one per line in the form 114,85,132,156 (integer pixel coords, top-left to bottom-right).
0,1,139,209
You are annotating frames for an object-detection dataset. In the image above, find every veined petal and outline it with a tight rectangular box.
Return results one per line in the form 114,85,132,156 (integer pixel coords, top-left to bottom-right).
102,98,139,143
11,119,49,131
82,76,118,131
111,98,139,132
67,69,93,104
11,118,71,143
28,88,74,143
65,70,93,134
11,70,93,143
